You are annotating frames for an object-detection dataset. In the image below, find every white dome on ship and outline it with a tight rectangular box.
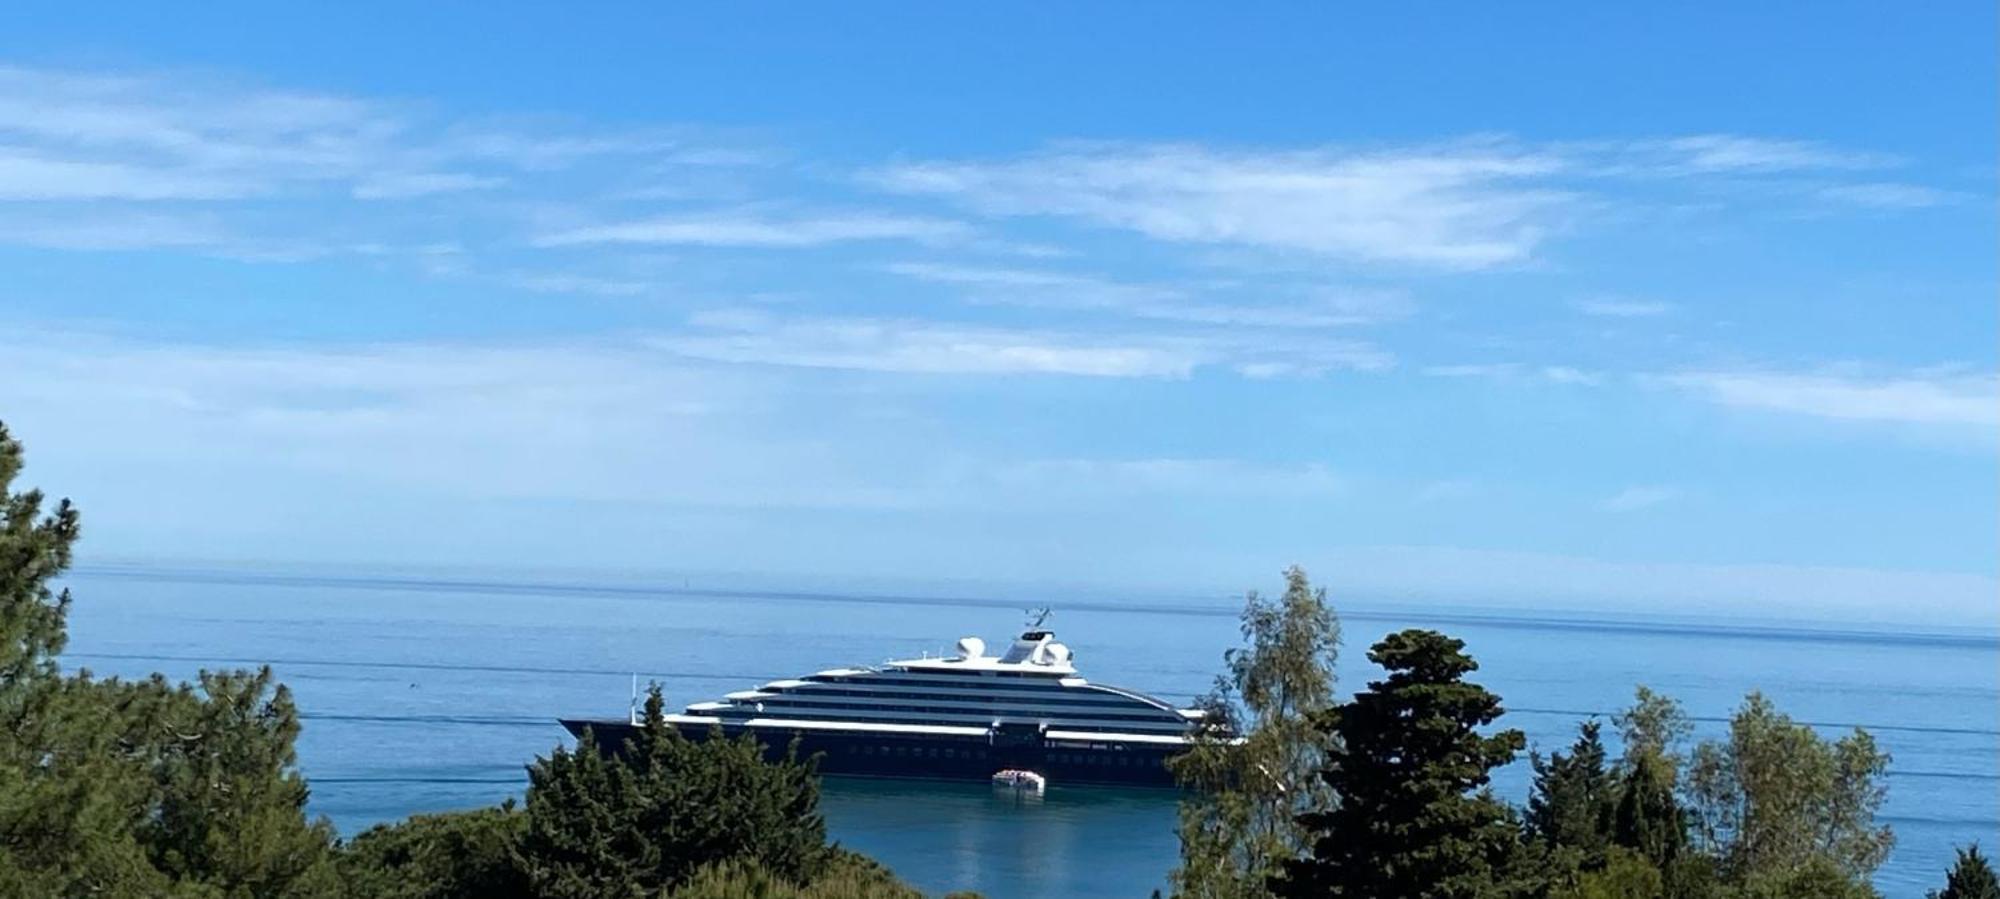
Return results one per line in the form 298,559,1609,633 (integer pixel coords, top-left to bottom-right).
1044,642,1072,664
955,636,986,659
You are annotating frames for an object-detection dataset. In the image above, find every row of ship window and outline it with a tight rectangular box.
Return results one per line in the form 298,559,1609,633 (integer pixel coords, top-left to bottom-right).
773,686,1156,709
753,698,1178,723
845,744,989,760
812,673,1064,687
689,709,1177,734
1047,752,1167,769
836,744,1166,769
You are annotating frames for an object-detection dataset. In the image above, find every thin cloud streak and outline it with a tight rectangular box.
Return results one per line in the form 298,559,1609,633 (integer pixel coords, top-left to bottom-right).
537,212,970,248
869,141,1571,268
1574,298,1675,317
653,309,1391,378
1603,485,1680,511
883,261,1412,328
1667,370,2000,429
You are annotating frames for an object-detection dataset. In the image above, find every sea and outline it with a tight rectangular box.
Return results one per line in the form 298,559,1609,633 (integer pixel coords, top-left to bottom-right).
53,565,2000,899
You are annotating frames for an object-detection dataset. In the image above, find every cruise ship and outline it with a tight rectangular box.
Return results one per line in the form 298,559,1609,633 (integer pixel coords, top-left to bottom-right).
559,621,1203,787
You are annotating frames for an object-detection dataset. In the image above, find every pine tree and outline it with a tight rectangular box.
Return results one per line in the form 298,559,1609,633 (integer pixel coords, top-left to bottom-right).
1526,719,1616,862
1169,566,1340,899
1276,629,1530,899
1931,845,2000,899
340,803,531,899
521,687,832,898
0,421,339,896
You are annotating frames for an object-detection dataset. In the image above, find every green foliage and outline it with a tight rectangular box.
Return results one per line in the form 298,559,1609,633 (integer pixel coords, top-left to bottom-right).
1616,686,1693,770
521,688,832,898
1611,751,1689,870
1277,629,1530,899
1168,566,1339,899
666,850,947,898
1931,845,2000,899
339,804,531,899
1727,855,1880,898
1550,846,1665,899
0,422,339,897
1684,692,1894,884
1526,720,1616,866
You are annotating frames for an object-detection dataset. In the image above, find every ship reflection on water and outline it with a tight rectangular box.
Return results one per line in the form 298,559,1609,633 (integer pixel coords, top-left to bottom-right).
817,775,1178,899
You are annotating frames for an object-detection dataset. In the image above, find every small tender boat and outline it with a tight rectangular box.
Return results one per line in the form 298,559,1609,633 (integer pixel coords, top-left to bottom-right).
991,769,1047,793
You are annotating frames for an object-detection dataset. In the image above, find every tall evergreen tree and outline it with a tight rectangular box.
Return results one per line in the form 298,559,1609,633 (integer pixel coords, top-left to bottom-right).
1931,845,2000,899
1276,629,1529,899
521,687,831,898
1610,752,1686,869
340,804,531,899
1169,566,1339,899
1526,720,1616,862
0,421,338,896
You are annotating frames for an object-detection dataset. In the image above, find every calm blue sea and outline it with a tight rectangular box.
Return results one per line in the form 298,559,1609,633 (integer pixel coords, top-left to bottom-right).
54,566,1999,899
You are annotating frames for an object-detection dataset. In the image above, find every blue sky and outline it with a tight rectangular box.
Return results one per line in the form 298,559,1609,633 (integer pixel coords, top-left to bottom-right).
0,4,1993,624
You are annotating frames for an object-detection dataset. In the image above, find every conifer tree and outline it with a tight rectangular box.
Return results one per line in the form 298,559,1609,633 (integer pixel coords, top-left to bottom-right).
340,803,531,899
1277,629,1529,899
521,687,831,898
1931,845,2000,899
1526,719,1616,863
0,421,338,896
1169,566,1340,899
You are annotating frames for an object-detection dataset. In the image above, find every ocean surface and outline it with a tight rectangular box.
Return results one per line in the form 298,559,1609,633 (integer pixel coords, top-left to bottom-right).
54,565,1999,899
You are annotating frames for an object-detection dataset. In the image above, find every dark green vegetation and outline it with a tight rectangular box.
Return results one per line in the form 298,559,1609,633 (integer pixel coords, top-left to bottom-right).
1173,567,1987,899
1,419,1987,897
0,422,948,898
1928,846,2000,899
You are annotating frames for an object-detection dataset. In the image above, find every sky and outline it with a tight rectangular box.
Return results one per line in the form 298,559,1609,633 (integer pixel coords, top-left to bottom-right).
0,4,1994,625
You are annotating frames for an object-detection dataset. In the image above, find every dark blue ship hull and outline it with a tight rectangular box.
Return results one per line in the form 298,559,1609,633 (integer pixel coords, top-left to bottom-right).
559,718,1181,788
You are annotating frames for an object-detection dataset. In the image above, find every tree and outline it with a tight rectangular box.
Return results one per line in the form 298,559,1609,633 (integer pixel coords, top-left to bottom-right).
665,851,941,899
1550,846,1664,899
1527,720,1616,864
1615,686,1692,770
0,421,339,897
1277,629,1530,899
340,804,531,899
1684,692,1893,885
1930,845,2000,899
1168,566,1339,899
520,687,832,898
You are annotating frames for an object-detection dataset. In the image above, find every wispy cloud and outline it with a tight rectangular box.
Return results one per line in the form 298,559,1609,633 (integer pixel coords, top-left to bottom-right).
1815,182,1963,210
351,171,505,200
882,261,1411,328
1666,369,2000,429
992,458,1344,498
1602,485,1679,511
1573,297,1675,318
652,308,1389,379
503,272,652,297
869,141,1571,269
1422,363,1600,386
0,63,754,261
536,212,969,248
1616,134,1894,175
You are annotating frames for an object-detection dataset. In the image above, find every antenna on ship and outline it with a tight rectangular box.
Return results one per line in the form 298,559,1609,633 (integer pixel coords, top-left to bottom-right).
1025,606,1051,630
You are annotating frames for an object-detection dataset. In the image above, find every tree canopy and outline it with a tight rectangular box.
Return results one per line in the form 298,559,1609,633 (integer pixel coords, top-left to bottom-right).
1168,566,1340,899
1278,629,1529,899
